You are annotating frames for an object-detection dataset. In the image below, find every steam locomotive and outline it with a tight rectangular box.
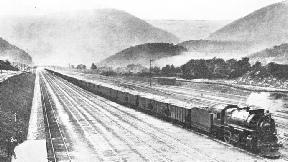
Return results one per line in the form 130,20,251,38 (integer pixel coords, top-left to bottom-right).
46,69,281,158
210,104,280,157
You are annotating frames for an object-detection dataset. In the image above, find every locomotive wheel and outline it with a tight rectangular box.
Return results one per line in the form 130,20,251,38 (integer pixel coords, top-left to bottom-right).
247,143,257,153
246,136,258,153
224,131,231,143
232,134,240,146
210,127,219,138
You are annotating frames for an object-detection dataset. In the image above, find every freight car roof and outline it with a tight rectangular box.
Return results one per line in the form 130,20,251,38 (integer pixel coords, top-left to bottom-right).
138,92,161,100
169,99,195,109
68,74,209,110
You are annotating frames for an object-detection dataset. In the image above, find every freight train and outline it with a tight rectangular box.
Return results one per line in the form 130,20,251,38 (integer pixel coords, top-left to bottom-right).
46,69,281,158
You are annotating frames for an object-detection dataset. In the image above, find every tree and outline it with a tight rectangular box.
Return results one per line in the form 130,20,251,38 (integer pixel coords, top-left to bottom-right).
76,64,86,69
238,57,251,75
181,60,195,79
193,59,211,78
175,67,181,74
90,63,97,70
151,66,161,75
170,65,176,76
161,65,171,76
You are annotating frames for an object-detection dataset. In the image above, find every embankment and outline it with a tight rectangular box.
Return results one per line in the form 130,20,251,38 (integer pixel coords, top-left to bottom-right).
0,73,36,161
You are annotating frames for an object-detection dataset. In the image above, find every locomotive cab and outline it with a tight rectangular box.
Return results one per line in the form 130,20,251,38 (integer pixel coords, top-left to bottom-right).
208,104,239,139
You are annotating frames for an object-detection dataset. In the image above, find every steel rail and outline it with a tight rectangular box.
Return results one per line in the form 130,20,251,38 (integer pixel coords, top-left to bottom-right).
39,73,72,162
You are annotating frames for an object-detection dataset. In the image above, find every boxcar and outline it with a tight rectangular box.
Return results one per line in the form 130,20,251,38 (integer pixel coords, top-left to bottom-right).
77,79,83,86
126,91,139,108
82,81,88,88
77,79,83,87
88,82,94,90
85,81,90,89
168,101,192,126
117,89,129,105
91,84,100,95
151,97,169,118
71,78,78,85
66,76,72,82
110,87,119,101
85,82,95,93
99,85,111,98
138,94,153,113
80,80,84,86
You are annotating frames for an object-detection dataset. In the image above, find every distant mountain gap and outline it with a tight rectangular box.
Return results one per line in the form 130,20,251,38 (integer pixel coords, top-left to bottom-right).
0,9,179,66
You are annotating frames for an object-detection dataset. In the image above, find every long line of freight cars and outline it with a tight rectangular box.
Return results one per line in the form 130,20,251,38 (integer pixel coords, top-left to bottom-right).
46,69,210,130
45,69,281,158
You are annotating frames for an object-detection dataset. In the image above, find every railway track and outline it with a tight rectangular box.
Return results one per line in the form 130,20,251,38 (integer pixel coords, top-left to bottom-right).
43,70,271,162
43,71,171,161
66,71,247,103
44,70,222,161
277,110,288,113
56,70,288,125
108,78,243,107
276,123,288,130
62,71,288,131
274,111,288,126
88,73,248,101
278,135,288,161
52,76,220,161
39,73,72,162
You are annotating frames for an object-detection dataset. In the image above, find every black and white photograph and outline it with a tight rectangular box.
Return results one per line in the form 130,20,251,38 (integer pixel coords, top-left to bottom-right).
0,0,288,161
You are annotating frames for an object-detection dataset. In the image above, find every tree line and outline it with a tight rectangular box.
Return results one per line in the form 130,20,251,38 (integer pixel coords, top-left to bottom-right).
0,60,19,71
73,57,288,80
150,57,251,79
73,57,253,79
70,63,97,70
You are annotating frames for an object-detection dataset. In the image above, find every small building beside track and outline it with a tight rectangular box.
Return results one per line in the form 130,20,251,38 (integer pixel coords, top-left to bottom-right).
157,77,176,85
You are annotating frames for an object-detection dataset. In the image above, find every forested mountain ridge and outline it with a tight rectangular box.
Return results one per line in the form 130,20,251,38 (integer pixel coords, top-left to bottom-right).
178,40,254,53
99,43,187,67
249,43,288,64
208,1,288,48
0,37,32,65
0,9,179,65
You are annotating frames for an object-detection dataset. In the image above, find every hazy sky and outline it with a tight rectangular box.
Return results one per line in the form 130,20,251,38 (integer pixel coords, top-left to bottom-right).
0,0,284,20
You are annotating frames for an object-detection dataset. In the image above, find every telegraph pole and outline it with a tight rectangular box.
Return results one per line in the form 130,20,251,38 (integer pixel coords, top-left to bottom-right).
149,59,153,87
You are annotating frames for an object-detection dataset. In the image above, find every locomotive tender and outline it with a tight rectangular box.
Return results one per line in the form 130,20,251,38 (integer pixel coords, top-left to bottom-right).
46,69,281,158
